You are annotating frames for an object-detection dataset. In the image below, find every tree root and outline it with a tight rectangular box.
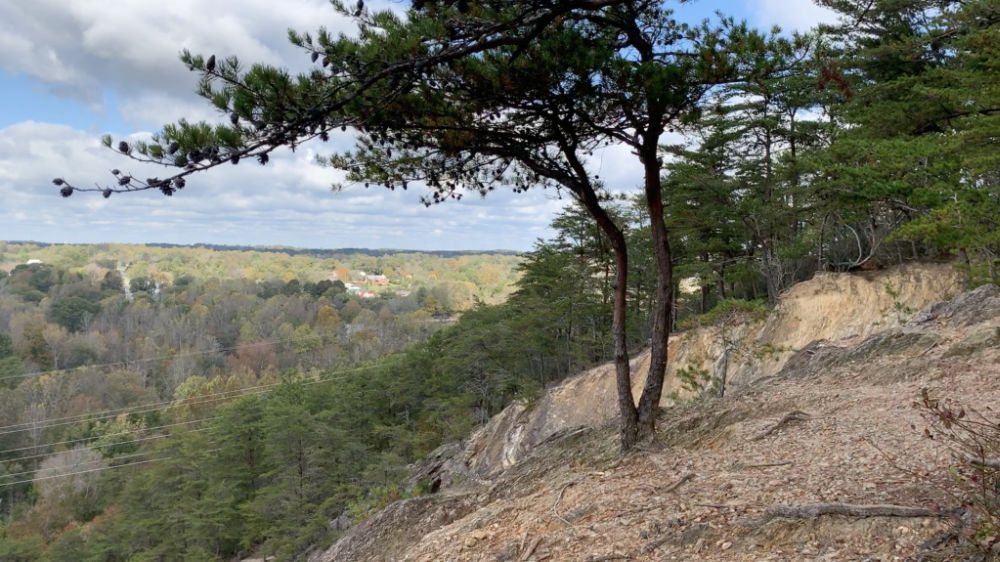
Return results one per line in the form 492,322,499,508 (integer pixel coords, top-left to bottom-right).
662,472,695,494
552,479,581,526
753,410,810,441
761,502,945,522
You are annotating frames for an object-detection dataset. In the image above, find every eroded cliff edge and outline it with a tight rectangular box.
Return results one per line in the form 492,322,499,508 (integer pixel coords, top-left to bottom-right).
318,264,1000,562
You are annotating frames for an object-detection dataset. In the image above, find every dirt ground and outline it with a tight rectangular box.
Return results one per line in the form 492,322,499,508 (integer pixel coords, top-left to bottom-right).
399,351,998,560
318,281,1000,562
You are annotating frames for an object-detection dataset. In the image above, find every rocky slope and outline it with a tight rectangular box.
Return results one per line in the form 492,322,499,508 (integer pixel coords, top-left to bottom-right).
317,265,1000,561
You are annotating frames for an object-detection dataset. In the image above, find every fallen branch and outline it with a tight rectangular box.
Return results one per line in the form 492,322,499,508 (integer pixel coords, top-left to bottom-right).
917,342,940,356
585,555,631,562
640,535,672,554
518,536,542,562
552,479,581,527
744,461,792,469
965,455,1000,469
662,472,695,494
762,502,944,522
753,411,810,441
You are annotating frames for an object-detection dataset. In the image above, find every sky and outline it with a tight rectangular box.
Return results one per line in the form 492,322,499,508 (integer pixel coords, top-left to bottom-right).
0,1,836,252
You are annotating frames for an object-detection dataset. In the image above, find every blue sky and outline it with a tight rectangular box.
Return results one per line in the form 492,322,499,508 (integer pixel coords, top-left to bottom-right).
0,1,835,252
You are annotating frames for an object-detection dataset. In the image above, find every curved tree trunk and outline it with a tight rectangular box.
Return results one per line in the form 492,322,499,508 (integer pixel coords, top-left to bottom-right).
576,187,638,450
636,164,673,440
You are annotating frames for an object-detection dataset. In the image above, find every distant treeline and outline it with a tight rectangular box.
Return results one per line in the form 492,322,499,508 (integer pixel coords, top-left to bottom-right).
1,240,521,259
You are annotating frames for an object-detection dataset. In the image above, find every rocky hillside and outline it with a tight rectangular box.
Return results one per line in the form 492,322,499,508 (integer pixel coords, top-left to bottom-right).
316,265,1000,561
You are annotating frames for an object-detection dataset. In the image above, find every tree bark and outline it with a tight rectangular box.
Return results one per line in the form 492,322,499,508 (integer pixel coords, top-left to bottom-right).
576,186,637,450
636,144,672,440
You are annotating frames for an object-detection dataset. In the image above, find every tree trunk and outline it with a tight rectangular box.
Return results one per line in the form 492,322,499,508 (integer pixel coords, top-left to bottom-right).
636,155,672,441
576,187,637,450
958,247,971,289
762,243,780,307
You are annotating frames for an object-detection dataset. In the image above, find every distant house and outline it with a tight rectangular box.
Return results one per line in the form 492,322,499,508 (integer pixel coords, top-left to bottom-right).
367,274,389,287
344,283,362,295
359,290,376,299
25,259,43,265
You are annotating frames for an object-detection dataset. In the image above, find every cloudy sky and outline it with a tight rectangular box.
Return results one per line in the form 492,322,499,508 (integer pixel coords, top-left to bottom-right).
0,1,835,252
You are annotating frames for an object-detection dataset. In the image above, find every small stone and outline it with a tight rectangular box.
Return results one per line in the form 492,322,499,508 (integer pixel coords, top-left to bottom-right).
721,541,733,550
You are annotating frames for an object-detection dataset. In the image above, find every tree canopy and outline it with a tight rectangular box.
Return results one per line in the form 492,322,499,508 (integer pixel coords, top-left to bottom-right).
54,0,1000,448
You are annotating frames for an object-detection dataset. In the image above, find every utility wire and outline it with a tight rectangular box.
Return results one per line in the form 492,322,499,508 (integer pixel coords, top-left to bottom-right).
0,457,170,488
0,359,389,436
0,382,281,436
0,448,222,489
0,361,396,487
0,450,158,480
0,383,276,437
0,331,339,384
0,361,387,455
0,424,214,464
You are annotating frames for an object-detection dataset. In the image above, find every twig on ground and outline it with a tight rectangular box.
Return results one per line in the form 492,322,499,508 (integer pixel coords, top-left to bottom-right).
552,479,581,527
753,411,810,441
744,461,793,469
640,535,673,554
761,502,945,522
965,455,1000,469
518,536,542,561
662,472,695,494
918,342,940,356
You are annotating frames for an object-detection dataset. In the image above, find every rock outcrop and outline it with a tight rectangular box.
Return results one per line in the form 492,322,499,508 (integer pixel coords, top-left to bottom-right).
459,264,963,477
318,264,985,562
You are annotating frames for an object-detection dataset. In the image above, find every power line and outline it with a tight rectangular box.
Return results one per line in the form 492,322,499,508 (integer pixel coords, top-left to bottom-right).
0,383,269,436
0,450,157,480
0,331,339,384
0,424,214,464
0,380,286,437
0,361,388,453
0,362,396,488
0,457,169,489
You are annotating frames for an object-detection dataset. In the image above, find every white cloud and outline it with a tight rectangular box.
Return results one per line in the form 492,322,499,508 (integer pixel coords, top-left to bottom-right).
0,0,355,117
0,121,563,250
747,0,838,32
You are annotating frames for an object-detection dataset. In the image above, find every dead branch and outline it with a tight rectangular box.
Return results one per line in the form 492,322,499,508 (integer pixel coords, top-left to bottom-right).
753,411,810,441
585,555,631,562
744,461,793,469
662,472,695,494
965,455,1000,469
640,535,673,554
917,342,940,356
618,504,670,517
762,502,945,522
552,479,581,526
518,536,542,561
917,507,973,554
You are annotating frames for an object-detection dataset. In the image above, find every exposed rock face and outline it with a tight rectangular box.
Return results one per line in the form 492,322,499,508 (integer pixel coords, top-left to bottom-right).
318,264,976,562
311,493,481,562
909,283,1000,327
460,264,963,476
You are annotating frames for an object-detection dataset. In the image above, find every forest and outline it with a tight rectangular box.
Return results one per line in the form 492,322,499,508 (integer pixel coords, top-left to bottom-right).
4,0,999,560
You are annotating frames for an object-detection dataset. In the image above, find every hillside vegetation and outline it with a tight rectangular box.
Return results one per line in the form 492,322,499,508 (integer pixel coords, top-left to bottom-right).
0,243,527,560
320,267,1000,562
